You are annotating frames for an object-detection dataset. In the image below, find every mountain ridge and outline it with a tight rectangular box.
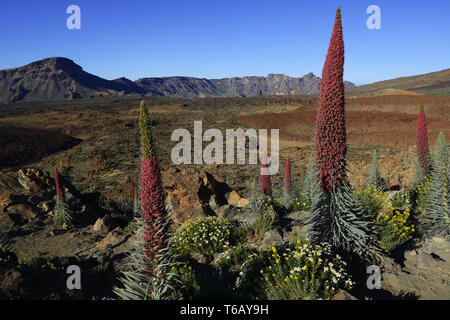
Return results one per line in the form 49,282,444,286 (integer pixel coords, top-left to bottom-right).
0,57,355,103
346,68,450,97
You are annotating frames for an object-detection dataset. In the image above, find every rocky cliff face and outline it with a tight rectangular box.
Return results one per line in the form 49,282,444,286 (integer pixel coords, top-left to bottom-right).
0,57,355,102
137,72,355,98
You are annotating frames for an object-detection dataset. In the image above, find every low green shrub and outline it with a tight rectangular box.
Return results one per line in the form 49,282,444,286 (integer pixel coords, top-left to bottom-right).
389,190,412,208
235,241,353,300
376,208,414,252
354,185,386,217
173,217,237,259
253,212,274,239
170,263,200,300
215,245,258,270
288,194,312,212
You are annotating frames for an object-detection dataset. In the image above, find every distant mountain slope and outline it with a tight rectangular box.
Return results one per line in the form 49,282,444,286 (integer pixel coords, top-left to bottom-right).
0,57,146,103
0,57,355,103
346,68,450,97
136,73,356,98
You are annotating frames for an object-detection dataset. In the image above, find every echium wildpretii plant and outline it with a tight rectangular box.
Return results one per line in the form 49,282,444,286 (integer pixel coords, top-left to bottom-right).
248,177,274,239
305,8,378,261
281,158,298,206
366,150,387,192
53,168,72,227
114,101,180,300
260,152,272,196
420,132,450,237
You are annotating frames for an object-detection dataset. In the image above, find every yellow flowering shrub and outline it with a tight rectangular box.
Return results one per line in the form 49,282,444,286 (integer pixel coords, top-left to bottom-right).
354,185,388,217
170,263,200,300
235,241,353,300
414,175,431,212
376,208,415,252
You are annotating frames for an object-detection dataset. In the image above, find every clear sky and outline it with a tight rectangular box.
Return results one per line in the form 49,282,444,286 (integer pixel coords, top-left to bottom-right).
1,0,449,85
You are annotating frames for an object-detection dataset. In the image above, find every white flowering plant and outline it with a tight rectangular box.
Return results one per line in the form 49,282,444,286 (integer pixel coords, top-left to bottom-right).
235,241,353,300
215,245,258,270
389,189,412,209
173,217,240,260
289,194,312,212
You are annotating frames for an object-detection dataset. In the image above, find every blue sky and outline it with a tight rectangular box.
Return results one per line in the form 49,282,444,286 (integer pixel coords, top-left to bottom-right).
0,0,449,85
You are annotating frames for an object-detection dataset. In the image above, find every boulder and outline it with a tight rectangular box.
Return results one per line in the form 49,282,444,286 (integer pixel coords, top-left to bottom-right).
216,205,237,220
162,168,232,224
0,213,16,231
93,216,111,233
0,190,13,212
381,236,450,299
96,227,124,249
6,204,36,222
225,190,249,208
332,290,357,300
17,168,54,195
261,229,283,248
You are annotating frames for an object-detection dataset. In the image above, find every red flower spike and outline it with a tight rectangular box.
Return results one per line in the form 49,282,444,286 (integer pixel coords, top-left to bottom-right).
314,7,347,193
54,168,64,201
260,152,272,196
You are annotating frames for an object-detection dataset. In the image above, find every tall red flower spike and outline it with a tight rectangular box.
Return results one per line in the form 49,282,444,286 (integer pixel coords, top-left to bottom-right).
139,101,166,276
54,168,64,201
260,152,272,196
417,98,431,172
314,7,347,193
285,158,292,196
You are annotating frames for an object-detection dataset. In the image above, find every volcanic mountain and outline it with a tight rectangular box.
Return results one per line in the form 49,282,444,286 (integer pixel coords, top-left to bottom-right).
0,57,355,103
0,57,147,103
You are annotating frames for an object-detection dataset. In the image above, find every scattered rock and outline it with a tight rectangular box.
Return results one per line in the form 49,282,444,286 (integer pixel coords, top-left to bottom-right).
332,290,357,300
216,205,237,220
0,213,16,231
96,227,125,249
162,168,232,224
17,168,54,195
225,190,249,208
0,190,13,212
37,201,53,213
93,216,111,233
191,252,208,264
6,204,36,222
261,229,283,248
381,236,450,299
231,210,255,228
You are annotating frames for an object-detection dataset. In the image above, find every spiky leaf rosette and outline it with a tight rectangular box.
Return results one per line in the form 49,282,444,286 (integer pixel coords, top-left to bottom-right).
314,7,347,193
113,210,181,300
305,172,380,261
417,98,432,173
421,132,450,237
139,101,168,276
366,150,387,192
